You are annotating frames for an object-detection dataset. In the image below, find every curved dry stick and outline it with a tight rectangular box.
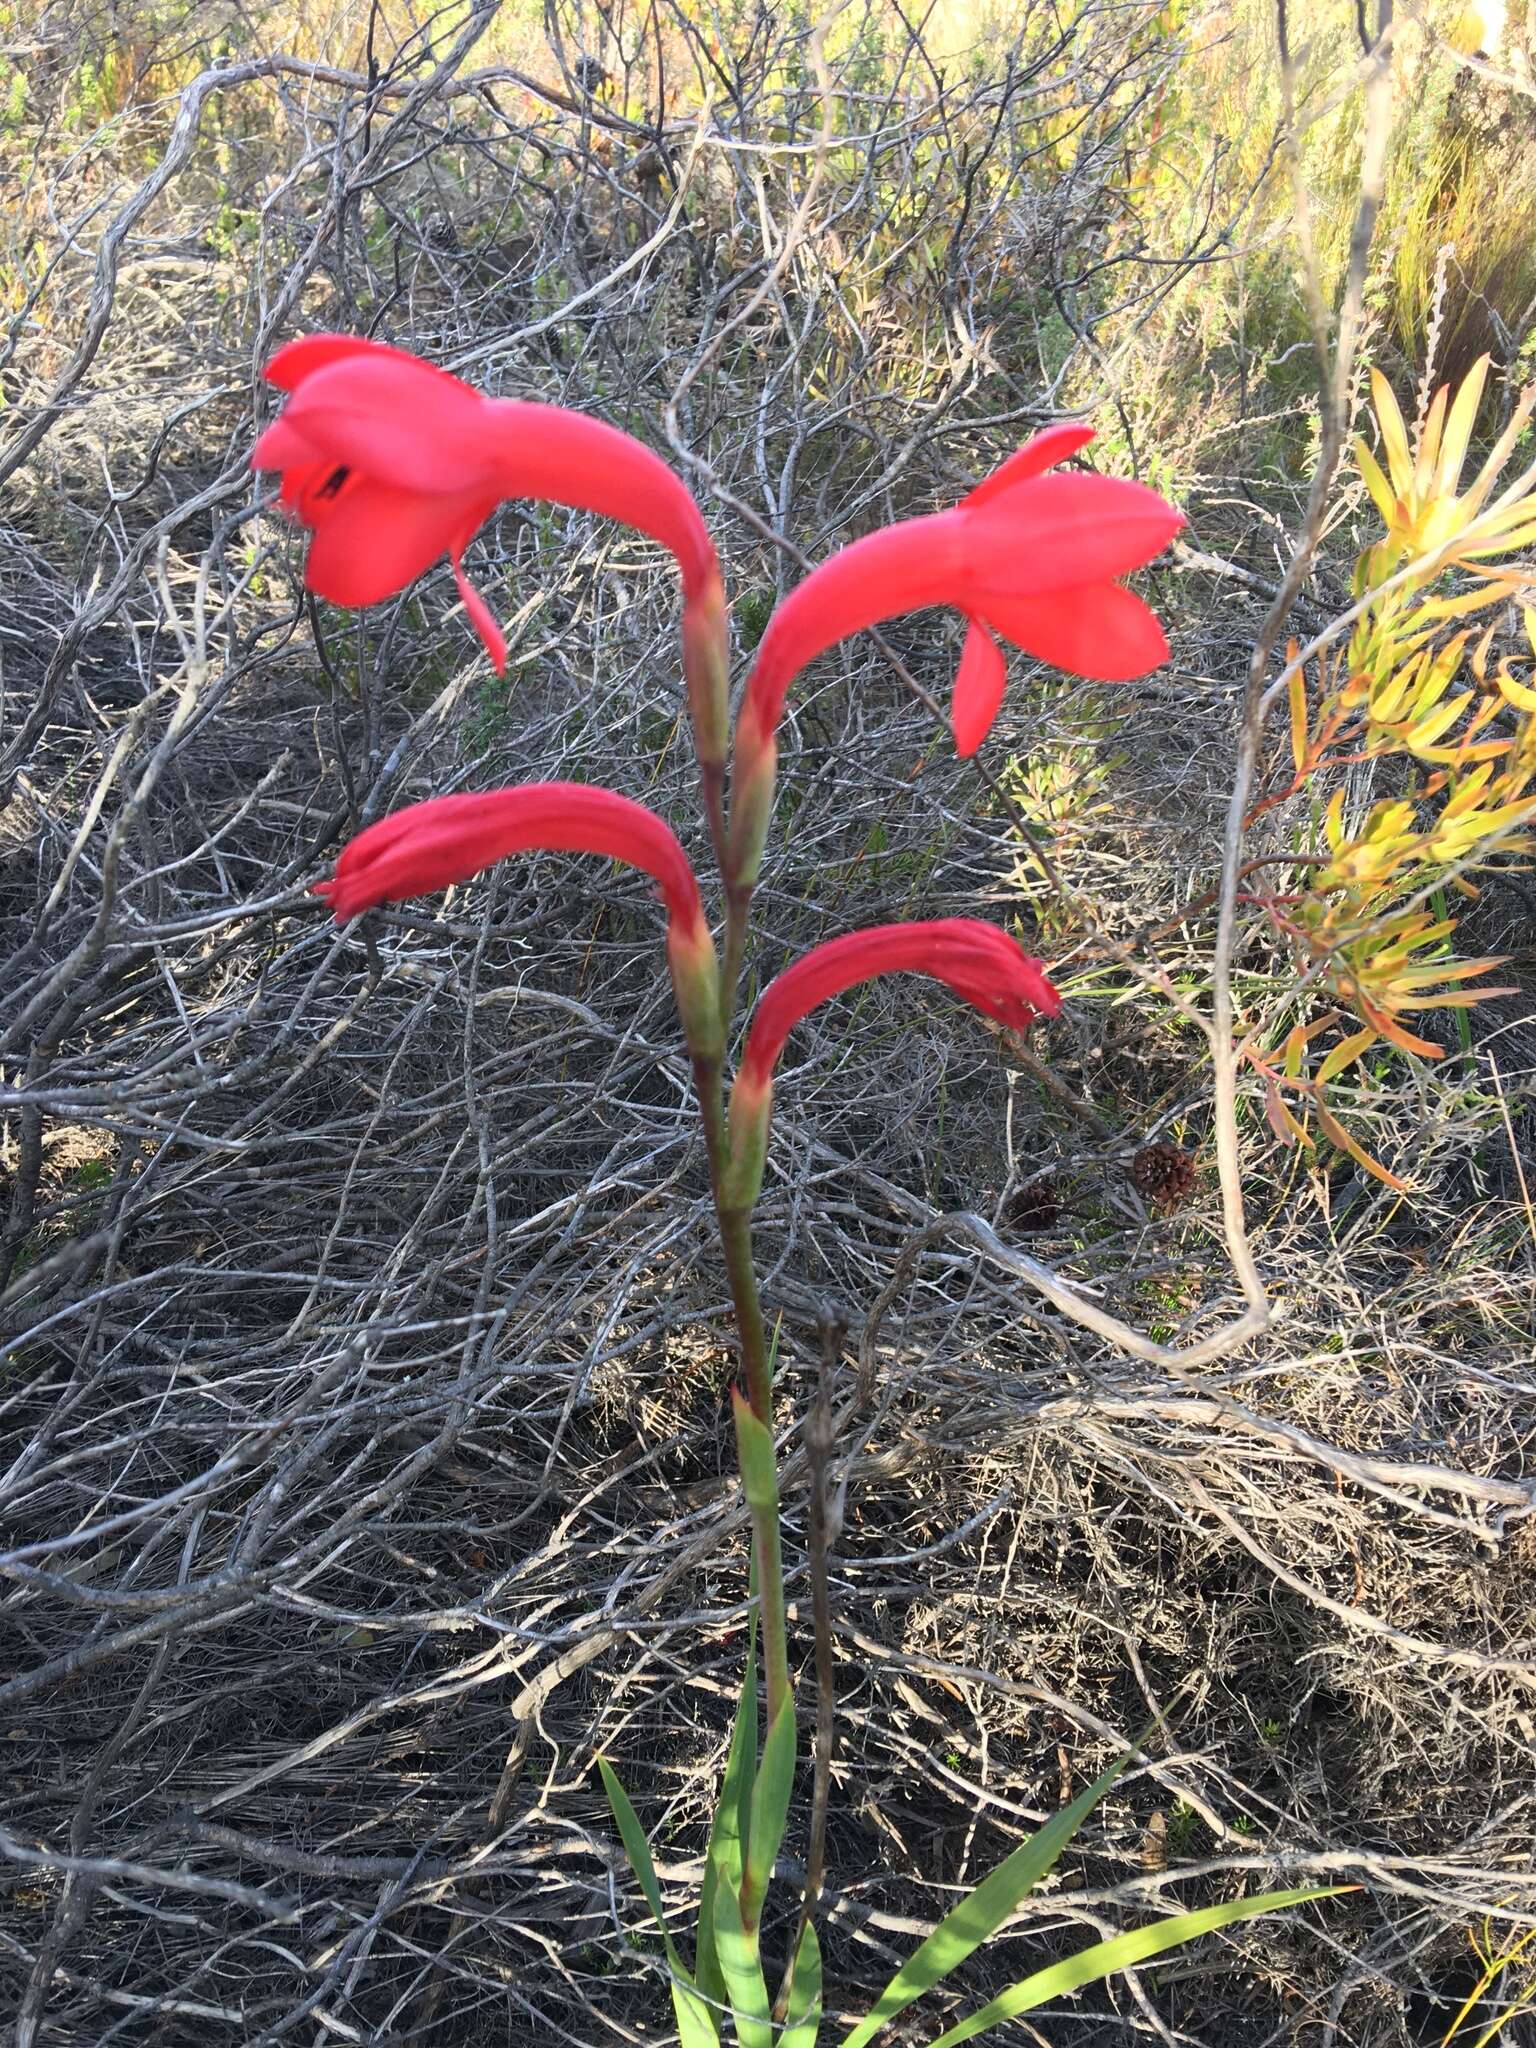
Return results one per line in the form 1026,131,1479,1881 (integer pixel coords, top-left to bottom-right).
861,1210,1269,1383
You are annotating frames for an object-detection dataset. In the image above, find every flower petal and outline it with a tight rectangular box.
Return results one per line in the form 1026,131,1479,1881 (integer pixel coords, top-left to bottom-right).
452,548,508,674
278,459,329,517
967,471,1184,597
250,416,320,473
280,354,497,494
985,582,1170,680
264,331,458,393
962,422,1096,507
950,618,1008,756
303,478,493,606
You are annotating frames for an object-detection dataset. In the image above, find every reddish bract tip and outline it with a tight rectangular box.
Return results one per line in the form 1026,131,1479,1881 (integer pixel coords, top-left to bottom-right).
739,919,1061,1088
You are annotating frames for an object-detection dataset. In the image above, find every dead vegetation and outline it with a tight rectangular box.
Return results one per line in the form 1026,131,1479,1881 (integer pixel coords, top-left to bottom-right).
2,1,1535,2043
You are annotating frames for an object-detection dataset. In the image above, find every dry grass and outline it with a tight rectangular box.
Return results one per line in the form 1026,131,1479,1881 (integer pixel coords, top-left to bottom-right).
2,2,1535,2044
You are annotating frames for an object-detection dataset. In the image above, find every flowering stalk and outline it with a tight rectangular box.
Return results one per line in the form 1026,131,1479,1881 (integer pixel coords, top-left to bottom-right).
253,355,1248,2043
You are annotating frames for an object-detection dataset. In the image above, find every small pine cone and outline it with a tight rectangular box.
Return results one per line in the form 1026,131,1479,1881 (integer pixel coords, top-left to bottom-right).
1005,1177,1062,1232
1129,1142,1197,1210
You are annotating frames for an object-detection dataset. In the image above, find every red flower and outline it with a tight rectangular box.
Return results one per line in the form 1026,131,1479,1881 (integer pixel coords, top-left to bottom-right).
316,782,720,1054
722,919,1059,1207
251,334,718,676
724,425,1182,891
739,918,1060,1085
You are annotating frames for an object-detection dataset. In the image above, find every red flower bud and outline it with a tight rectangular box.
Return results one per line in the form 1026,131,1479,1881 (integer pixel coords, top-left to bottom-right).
317,782,702,924
740,424,1182,761
251,334,718,676
316,782,721,1054
723,920,1060,1208
739,919,1060,1088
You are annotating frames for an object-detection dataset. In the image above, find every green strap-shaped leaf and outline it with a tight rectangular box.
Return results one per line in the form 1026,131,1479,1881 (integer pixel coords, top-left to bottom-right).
780,1918,824,2048
840,1748,1134,2048
711,1863,774,2048
926,1887,1344,2048
698,1614,759,2012
598,1758,719,2046
733,1395,781,1519
671,1980,723,2048
599,1756,671,1933
743,1700,796,1923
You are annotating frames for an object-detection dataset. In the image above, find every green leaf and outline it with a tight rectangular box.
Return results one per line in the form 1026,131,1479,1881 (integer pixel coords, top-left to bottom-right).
711,1863,774,2048
1287,657,1308,775
781,1918,824,2048
743,1701,796,1921
926,1887,1345,2048
599,1757,670,1934
599,1759,720,2047
698,1614,759,2011
733,1394,780,1519
1433,353,1489,498
1315,1027,1377,1089
840,1748,1135,2048
671,1979,723,2048
1314,1102,1408,1191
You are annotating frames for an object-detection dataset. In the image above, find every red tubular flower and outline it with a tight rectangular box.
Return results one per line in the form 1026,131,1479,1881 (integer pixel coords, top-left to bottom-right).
250,334,719,680
726,425,1182,892
746,425,1181,751
316,782,721,1056
722,920,1061,1209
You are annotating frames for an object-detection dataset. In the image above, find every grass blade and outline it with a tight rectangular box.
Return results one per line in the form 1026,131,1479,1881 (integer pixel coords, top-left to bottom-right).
926,1887,1345,2048
599,1756,670,1935
840,1747,1135,2048
670,1981,723,2048
599,1758,720,2046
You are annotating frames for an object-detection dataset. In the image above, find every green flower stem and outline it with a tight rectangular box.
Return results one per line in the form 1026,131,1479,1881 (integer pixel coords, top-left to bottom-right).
719,1200,791,1730
720,882,753,1032
691,1055,790,1725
